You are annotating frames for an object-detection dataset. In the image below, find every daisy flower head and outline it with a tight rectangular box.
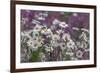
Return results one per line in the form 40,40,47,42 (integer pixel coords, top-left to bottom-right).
67,40,75,49
34,24,42,31
52,34,60,41
44,28,52,36
51,40,60,47
27,39,34,48
32,30,40,38
62,33,71,42
60,42,67,50
41,27,48,35
75,50,83,59
27,38,42,51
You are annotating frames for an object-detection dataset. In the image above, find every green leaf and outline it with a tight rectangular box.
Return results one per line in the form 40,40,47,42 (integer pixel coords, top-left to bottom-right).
31,50,40,62
60,12,72,21
64,12,72,17
31,46,45,62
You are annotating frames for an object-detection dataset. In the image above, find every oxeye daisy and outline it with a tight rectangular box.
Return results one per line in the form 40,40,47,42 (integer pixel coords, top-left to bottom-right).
67,40,75,49
62,33,71,41
52,34,60,41
75,50,83,58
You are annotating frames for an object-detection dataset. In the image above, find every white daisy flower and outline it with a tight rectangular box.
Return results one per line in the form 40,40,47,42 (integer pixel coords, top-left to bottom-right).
27,38,43,51
67,40,75,49
27,39,37,48
34,24,42,31
46,29,53,38
51,40,60,47
52,34,60,41
47,29,52,34
76,50,83,58
43,28,52,36
41,29,46,34
62,33,71,41
60,42,67,50
59,22,68,28
32,30,39,38
41,27,48,35
22,30,32,40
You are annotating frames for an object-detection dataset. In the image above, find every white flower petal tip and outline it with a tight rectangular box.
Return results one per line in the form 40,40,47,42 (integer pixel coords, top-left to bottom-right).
73,13,78,16
53,19,60,25
59,22,68,28
81,28,89,32
72,27,79,31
